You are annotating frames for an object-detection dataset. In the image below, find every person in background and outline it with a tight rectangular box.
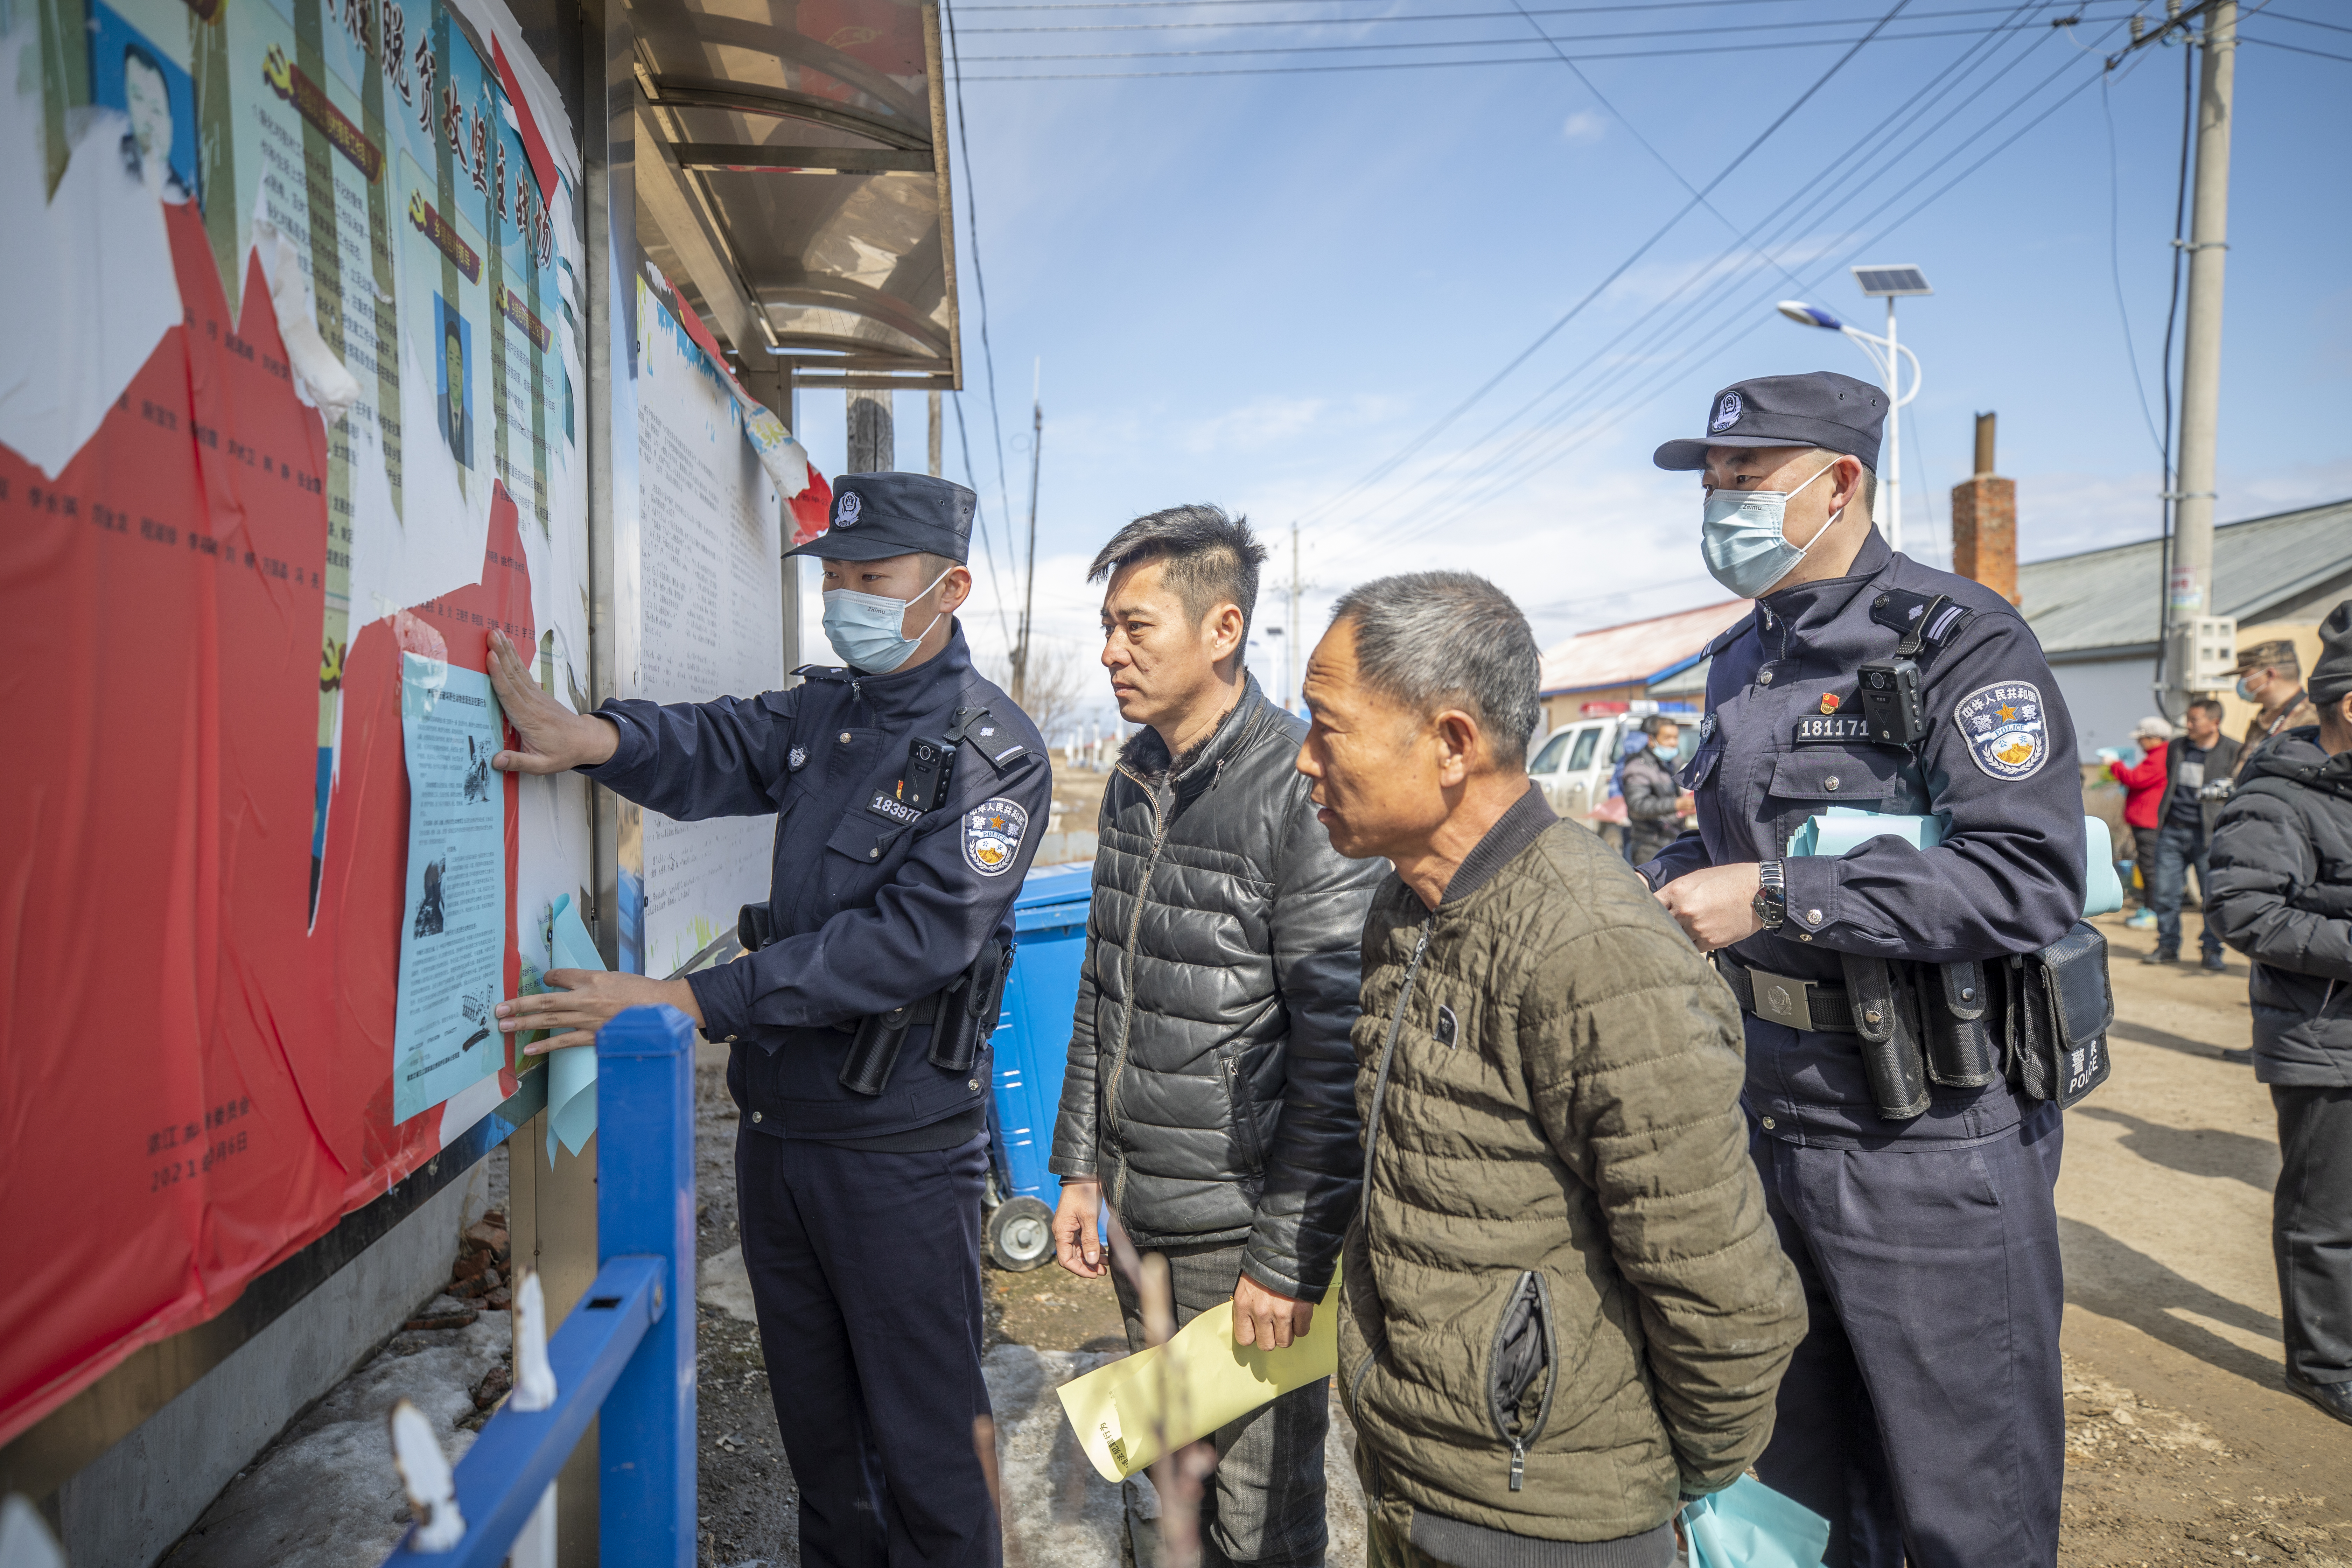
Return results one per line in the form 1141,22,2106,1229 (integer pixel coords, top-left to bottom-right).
2208,600,2352,1428
2231,638,2319,780
1049,505,1380,1568
1300,572,1803,1568
1620,713,1686,866
2146,698,2240,970
2108,716,2173,931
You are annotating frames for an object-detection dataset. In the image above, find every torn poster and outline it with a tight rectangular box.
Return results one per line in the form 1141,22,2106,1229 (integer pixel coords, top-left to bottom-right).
393,651,507,1123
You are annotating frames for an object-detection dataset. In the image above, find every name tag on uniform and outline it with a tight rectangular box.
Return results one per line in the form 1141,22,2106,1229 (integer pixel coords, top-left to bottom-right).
866,790,922,826
1792,715,1874,745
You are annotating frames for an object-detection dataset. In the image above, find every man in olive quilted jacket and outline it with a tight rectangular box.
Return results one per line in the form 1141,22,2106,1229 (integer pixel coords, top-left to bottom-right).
1298,572,1804,1568
1049,505,1383,1568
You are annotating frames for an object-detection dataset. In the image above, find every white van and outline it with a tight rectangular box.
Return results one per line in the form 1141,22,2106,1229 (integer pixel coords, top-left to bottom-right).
1529,710,1700,846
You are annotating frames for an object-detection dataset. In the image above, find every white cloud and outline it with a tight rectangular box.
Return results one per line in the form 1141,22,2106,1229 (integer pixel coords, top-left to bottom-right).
1562,111,1606,145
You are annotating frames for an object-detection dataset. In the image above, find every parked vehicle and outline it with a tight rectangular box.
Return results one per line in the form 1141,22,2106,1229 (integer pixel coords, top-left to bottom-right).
1530,711,1700,848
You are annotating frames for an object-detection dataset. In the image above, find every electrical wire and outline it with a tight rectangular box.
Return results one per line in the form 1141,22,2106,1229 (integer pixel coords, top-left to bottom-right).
2238,34,2352,62
1281,0,1915,537
962,2,2112,34
2153,29,2195,699
951,394,1018,647
2100,70,2166,460
1334,0,2064,553
942,0,1023,597
2262,7,2352,33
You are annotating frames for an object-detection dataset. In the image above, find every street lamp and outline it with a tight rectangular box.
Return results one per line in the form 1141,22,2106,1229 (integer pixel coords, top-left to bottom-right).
1775,263,1931,553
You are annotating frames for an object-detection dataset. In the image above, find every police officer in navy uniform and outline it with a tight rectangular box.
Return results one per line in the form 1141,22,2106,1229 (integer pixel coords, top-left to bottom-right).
1637,374,2087,1568
486,472,1048,1567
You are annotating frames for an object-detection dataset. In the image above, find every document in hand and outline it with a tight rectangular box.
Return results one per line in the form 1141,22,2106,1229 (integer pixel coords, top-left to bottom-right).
1681,1475,1830,1568
1786,807,2123,917
1057,1272,1340,1483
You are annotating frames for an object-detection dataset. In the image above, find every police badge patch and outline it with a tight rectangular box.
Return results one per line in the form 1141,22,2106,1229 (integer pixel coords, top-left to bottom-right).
1955,681,2050,780
834,490,862,527
1711,391,1743,432
789,746,808,772
963,798,1028,876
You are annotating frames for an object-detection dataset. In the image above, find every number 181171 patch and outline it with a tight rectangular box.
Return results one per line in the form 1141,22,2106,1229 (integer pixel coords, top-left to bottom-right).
1955,681,2049,780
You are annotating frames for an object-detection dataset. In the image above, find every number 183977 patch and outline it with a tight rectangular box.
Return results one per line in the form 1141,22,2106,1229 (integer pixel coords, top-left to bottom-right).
1955,681,2050,780
963,798,1029,876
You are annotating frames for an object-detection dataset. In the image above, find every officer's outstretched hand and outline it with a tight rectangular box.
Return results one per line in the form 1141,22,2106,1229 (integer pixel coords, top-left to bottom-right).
1232,1274,1312,1351
485,629,620,774
497,968,705,1054
1655,862,1764,953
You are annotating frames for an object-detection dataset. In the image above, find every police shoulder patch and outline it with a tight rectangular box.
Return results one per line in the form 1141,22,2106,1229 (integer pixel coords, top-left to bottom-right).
963,797,1029,876
1955,680,2050,780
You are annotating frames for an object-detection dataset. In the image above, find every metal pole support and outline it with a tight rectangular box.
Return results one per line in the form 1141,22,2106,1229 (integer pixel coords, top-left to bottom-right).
595,1004,698,1566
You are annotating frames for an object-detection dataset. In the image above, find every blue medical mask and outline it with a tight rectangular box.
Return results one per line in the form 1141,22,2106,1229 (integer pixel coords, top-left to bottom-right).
1700,460,1843,599
2235,676,2259,704
1651,744,1679,763
822,565,952,673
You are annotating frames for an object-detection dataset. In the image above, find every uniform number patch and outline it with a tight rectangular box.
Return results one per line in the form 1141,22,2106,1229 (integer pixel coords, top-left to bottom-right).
964,798,1029,876
1955,681,2050,780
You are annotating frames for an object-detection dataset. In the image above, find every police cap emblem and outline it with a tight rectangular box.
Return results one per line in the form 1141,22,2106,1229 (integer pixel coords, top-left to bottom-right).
1955,681,2049,781
1710,391,1743,433
834,490,862,527
963,797,1028,877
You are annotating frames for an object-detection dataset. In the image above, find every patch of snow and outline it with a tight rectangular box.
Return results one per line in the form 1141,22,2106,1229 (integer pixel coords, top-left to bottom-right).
699,1245,760,1325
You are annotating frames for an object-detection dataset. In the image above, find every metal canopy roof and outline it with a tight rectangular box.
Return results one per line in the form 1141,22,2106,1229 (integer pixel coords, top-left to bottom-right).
632,0,960,392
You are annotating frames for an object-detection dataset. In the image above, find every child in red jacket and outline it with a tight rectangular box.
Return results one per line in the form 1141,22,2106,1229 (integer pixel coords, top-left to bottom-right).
2108,716,2173,927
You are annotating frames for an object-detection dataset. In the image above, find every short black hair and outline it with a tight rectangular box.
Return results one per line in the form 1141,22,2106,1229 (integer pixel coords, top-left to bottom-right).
1088,504,1267,637
1641,713,1681,738
2187,697,2225,722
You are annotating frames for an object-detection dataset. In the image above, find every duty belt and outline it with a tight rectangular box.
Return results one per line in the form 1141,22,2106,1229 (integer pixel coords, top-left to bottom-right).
1719,957,1857,1034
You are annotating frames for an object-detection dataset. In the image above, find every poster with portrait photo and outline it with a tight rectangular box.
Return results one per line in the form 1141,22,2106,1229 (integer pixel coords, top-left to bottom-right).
88,1,200,206
434,294,474,469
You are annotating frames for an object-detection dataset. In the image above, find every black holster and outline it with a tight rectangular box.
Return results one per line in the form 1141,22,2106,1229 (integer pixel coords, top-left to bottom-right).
1922,959,2004,1088
737,902,774,955
837,939,1015,1097
1842,954,1930,1121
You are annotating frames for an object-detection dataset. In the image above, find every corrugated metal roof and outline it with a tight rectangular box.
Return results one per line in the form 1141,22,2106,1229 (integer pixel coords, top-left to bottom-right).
1539,599,1750,695
2019,497,2352,658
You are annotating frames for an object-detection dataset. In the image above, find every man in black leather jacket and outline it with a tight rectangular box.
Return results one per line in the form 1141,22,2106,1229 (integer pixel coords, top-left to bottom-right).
1049,505,1381,1568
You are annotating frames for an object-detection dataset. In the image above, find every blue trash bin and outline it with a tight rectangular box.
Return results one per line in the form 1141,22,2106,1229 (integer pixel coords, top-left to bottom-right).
983,861,1093,1269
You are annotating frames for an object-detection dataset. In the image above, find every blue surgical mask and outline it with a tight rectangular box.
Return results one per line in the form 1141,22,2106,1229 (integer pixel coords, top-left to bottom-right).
1700,460,1843,599
1651,744,1678,763
2235,677,2259,704
822,565,952,673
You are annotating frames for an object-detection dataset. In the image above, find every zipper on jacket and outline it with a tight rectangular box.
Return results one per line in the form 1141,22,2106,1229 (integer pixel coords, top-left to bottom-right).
1358,913,1436,1195
1485,1269,1560,1493
1101,763,1174,1212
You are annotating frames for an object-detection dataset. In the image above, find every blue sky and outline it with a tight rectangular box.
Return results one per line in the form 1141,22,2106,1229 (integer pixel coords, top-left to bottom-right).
793,1,2350,726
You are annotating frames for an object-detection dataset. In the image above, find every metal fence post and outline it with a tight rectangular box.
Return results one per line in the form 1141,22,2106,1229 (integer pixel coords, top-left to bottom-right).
593,1005,697,1565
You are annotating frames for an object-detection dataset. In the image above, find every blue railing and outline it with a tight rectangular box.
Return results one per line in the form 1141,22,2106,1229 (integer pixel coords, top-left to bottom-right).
383,1005,696,1566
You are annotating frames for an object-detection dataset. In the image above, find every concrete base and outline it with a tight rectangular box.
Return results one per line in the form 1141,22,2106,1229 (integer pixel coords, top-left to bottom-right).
54,1176,472,1568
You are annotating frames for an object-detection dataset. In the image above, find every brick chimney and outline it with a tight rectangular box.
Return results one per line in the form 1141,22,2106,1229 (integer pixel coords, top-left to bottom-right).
1949,411,2018,605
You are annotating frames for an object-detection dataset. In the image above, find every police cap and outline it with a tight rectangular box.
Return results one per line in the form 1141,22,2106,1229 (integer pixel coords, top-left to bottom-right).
785,471,976,563
1652,371,1886,472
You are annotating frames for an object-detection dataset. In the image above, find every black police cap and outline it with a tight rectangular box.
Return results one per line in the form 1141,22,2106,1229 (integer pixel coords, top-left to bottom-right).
784,471,976,563
1652,371,1886,472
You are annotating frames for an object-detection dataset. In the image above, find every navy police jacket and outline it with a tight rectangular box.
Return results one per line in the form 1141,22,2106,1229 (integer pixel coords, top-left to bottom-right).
584,626,1050,1141
1642,530,2086,1145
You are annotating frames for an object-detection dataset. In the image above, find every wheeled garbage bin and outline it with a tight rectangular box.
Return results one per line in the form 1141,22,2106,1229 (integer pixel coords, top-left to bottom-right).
982,861,1093,1269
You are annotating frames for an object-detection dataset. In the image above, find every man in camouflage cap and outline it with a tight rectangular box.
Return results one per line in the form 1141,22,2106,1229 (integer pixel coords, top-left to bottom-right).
2231,637,2319,782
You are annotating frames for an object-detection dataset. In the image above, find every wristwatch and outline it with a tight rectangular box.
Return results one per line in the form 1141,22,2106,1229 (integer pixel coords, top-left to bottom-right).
1752,860,1787,931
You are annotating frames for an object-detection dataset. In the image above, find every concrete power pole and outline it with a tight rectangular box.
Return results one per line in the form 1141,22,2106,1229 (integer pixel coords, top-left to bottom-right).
926,391,943,477
2166,0,2236,700
846,390,893,472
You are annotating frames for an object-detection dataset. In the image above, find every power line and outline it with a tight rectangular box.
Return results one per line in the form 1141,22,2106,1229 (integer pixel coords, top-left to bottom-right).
1335,0,2062,553
2100,70,2166,460
1280,0,1914,536
2238,33,2352,62
941,0,1022,579
962,2,2115,34
963,19,2069,65
950,394,1017,647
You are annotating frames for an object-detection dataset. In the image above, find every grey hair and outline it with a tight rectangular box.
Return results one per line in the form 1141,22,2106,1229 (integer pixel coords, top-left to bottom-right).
1329,572,1543,766
1089,504,1267,638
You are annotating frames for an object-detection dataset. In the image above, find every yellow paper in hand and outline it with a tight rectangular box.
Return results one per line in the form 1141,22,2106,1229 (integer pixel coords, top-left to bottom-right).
1056,1270,1340,1484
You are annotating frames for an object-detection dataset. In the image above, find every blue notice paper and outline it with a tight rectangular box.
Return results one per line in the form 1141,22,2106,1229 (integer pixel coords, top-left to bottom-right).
393,653,507,1124
1790,807,2124,919
1683,1475,1831,1568
543,893,604,1164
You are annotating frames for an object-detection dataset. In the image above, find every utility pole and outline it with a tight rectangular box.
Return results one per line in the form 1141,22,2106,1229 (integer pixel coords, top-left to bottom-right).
846,389,892,472
2112,1,2236,705
926,391,943,477
1014,362,1042,707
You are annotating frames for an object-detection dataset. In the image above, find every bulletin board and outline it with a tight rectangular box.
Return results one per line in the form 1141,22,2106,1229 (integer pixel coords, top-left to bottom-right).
0,0,597,1444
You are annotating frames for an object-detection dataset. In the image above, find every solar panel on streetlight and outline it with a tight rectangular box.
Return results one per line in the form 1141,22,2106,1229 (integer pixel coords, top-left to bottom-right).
1851,264,1932,298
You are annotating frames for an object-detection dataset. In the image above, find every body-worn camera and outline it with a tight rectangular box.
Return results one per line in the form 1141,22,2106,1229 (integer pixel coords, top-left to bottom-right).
1856,655,1928,746
897,734,955,813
